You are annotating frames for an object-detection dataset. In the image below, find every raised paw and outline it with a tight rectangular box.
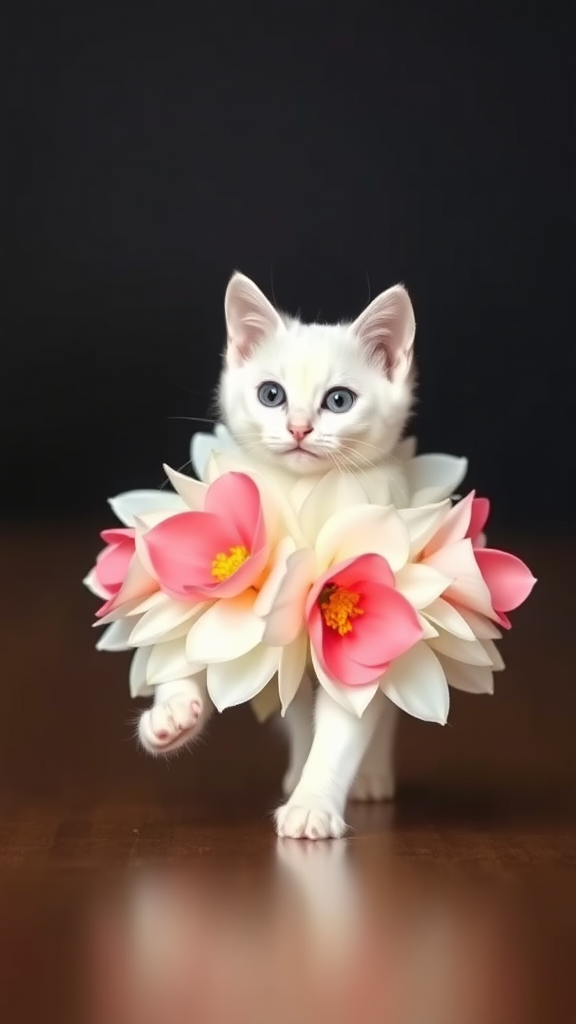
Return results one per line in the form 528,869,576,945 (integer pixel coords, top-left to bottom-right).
138,696,202,755
349,771,396,803
275,803,347,840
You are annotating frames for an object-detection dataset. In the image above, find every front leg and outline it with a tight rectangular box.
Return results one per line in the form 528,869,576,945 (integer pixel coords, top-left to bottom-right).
275,686,384,839
281,672,314,796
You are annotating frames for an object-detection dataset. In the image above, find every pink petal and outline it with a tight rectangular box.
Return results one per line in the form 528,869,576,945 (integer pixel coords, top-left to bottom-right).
474,548,536,613
95,553,157,618
423,491,475,557
322,628,388,686
95,536,136,596
204,473,265,552
331,552,395,591
305,553,394,619
144,510,265,600
186,544,269,601
466,497,490,544
100,527,135,544
350,584,423,666
309,580,422,686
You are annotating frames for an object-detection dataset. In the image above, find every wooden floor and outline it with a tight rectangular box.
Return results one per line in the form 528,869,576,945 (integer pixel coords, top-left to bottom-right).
0,525,575,1023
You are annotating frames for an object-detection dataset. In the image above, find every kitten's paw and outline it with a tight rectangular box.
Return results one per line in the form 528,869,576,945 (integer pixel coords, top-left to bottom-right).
138,696,202,755
349,771,396,803
275,803,347,840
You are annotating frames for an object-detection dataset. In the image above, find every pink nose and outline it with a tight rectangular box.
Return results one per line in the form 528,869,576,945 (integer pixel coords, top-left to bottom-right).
288,425,313,443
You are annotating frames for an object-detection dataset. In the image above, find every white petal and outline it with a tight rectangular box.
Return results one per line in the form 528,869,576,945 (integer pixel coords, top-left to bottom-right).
262,548,316,646
250,682,282,722
253,537,297,617
278,631,308,714
207,644,280,711
187,594,264,663
162,464,208,509
440,656,494,694
359,471,392,506
129,646,153,697
94,553,158,624
310,646,354,714
310,647,377,717
424,492,474,555
146,637,204,686
129,592,165,616
422,598,477,640
96,619,136,651
343,682,380,716
129,597,204,646
455,606,502,640
394,564,452,609
418,613,440,639
407,454,468,506
427,631,494,666
481,639,505,671
397,501,452,556
315,504,410,573
108,489,186,526
83,567,109,599
190,425,240,481
424,539,494,619
387,465,412,508
382,643,450,724
95,596,151,626
298,471,369,546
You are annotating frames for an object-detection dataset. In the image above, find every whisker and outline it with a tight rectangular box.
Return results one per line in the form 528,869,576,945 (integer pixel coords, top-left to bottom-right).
157,458,194,488
167,415,219,425
334,436,405,466
323,444,375,482
172,384,213,400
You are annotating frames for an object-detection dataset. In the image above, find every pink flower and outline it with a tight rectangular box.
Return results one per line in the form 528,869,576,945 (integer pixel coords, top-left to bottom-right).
306,553,423,687
420,492,536,629
143,472,268,602
94,528,135,598
465,496,490,548
90,528,159,622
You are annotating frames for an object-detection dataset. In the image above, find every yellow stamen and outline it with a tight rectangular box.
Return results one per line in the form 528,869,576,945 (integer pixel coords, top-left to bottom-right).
211,545,250,582
319,584,364,636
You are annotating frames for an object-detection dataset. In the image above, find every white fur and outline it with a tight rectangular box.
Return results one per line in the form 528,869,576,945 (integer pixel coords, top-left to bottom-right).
138,272,416,837
138,673,213,755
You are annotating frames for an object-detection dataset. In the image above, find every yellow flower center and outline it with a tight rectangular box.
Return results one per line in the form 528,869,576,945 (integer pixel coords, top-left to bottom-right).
211,545,250,582
319,584,364,636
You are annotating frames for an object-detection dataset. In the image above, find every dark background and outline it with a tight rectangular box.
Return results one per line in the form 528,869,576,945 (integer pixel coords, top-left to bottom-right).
4,0,575,528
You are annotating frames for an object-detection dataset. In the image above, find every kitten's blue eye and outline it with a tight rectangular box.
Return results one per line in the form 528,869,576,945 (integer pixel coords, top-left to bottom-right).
257,381,286,407
322,387,356,413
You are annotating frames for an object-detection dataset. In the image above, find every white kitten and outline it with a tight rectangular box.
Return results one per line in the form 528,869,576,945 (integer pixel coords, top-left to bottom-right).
219,272,415,480
139,272,416,838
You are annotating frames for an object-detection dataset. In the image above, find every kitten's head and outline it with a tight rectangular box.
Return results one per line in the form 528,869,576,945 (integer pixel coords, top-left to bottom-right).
218,272,416,477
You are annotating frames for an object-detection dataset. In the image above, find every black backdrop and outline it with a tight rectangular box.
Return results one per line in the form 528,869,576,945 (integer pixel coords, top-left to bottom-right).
4,1,574,528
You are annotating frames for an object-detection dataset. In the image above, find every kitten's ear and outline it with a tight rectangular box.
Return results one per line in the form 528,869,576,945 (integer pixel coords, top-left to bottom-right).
224,272,283,366
351,284,415,381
